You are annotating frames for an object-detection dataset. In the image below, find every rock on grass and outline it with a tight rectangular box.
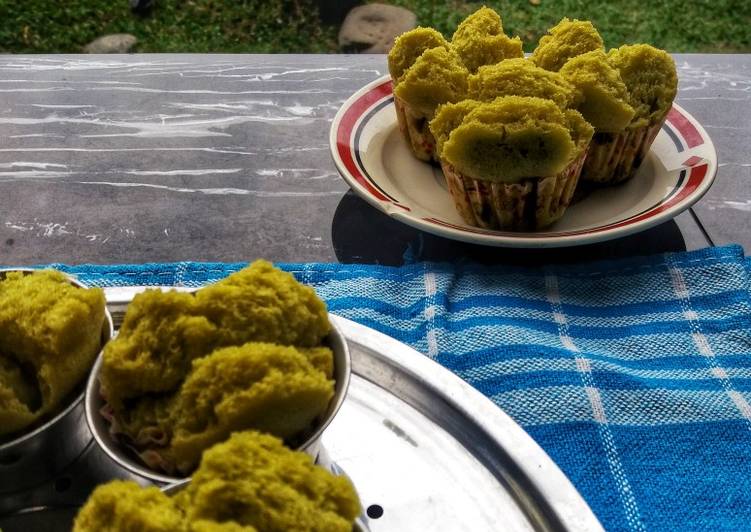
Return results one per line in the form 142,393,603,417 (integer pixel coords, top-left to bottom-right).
83,34,137,53
339,3,417,53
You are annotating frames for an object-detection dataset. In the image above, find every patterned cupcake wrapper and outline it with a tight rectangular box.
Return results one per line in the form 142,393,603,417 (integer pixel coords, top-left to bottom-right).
393,96,436,163
99,400,180,475
581,118,666,185
441,150,587,231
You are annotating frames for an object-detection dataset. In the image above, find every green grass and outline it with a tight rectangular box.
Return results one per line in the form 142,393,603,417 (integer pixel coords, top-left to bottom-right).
1,0,749,53
390,0,751,53
0,0,338,53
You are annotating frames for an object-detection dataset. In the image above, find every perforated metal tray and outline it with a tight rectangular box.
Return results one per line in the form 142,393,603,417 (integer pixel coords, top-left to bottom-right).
0,287,602,532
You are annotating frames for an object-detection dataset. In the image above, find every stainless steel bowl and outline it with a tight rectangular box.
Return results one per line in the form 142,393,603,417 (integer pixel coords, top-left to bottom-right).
85,313,352,484
162,476,370,531
0,269,114,493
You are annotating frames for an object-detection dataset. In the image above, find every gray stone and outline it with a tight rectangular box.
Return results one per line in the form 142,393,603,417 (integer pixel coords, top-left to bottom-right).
339,4,417,54
83,34,138,54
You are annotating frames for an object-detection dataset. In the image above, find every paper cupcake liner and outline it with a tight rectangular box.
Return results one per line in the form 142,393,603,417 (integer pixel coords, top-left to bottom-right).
394,96,436,163
580,119,665,185
100,398,180,475
101,393,328,478
441,150,587,231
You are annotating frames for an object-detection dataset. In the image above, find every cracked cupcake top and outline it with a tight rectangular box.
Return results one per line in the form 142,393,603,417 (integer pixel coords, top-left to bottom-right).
532,18,604,72
74,431,362,532
608,44,678,127
469,57,579,109
0,270,105,437
430,96,593,182
393,46,469,117
560,50,635,132
99,260,335,476
451,6,523,73
388,27,449,83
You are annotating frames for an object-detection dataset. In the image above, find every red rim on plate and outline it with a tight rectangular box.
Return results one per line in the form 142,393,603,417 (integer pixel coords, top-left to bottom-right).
329,76,717,248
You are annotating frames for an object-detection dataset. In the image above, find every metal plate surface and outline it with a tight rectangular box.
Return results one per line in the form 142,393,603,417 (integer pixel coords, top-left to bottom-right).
0,288,602,532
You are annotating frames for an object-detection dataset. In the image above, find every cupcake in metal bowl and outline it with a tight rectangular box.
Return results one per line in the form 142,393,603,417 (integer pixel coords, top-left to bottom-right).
85,260,351,483
74,430,365,531
0,269,112,493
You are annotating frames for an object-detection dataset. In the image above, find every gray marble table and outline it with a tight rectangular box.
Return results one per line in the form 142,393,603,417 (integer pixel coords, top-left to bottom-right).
0,53,747,267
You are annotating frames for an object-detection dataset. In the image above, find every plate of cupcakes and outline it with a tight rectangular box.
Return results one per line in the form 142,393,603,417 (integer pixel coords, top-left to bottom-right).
330,8,717,248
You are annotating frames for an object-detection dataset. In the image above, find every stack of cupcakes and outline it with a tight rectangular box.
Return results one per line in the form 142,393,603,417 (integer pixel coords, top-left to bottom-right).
387,8,678,230
387,7,522,163
531,19,678,184
389,36,468,162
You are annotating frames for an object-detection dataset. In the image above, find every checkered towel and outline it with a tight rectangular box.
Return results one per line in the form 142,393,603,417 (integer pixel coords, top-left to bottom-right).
42,244,751,531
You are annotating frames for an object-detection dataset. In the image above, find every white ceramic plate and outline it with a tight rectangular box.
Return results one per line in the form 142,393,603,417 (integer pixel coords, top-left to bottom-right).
330,75,717,248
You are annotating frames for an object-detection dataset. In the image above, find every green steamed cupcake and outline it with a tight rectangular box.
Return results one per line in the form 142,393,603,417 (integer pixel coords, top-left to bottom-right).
451,7,523,73
532,18,604,72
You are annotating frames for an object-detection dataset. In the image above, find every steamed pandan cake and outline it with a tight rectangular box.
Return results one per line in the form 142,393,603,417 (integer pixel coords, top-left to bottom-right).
431,99,482,160
573,44,677,184
0,270,106,437
385,4,678,218
73,431,362,532
609,44,678,129
387,27,449,83
531,18,604,72
390,46,469,162
468,58,579,109
430,96,593,230
387,27,454,162
386,6,524,163
560,50,638,183
559,50,635,133
450,7,523,73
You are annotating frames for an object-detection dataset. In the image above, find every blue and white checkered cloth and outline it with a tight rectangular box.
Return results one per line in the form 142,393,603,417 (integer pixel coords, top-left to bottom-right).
41,244,751,531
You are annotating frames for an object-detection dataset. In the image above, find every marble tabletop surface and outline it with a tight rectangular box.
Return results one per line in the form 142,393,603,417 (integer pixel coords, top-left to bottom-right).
0,53,747,267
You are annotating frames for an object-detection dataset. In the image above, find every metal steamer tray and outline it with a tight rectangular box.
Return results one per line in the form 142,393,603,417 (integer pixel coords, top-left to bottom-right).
0,287,602,532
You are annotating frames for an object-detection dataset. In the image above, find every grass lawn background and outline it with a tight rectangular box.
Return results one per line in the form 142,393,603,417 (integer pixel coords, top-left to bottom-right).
1,0,750,53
